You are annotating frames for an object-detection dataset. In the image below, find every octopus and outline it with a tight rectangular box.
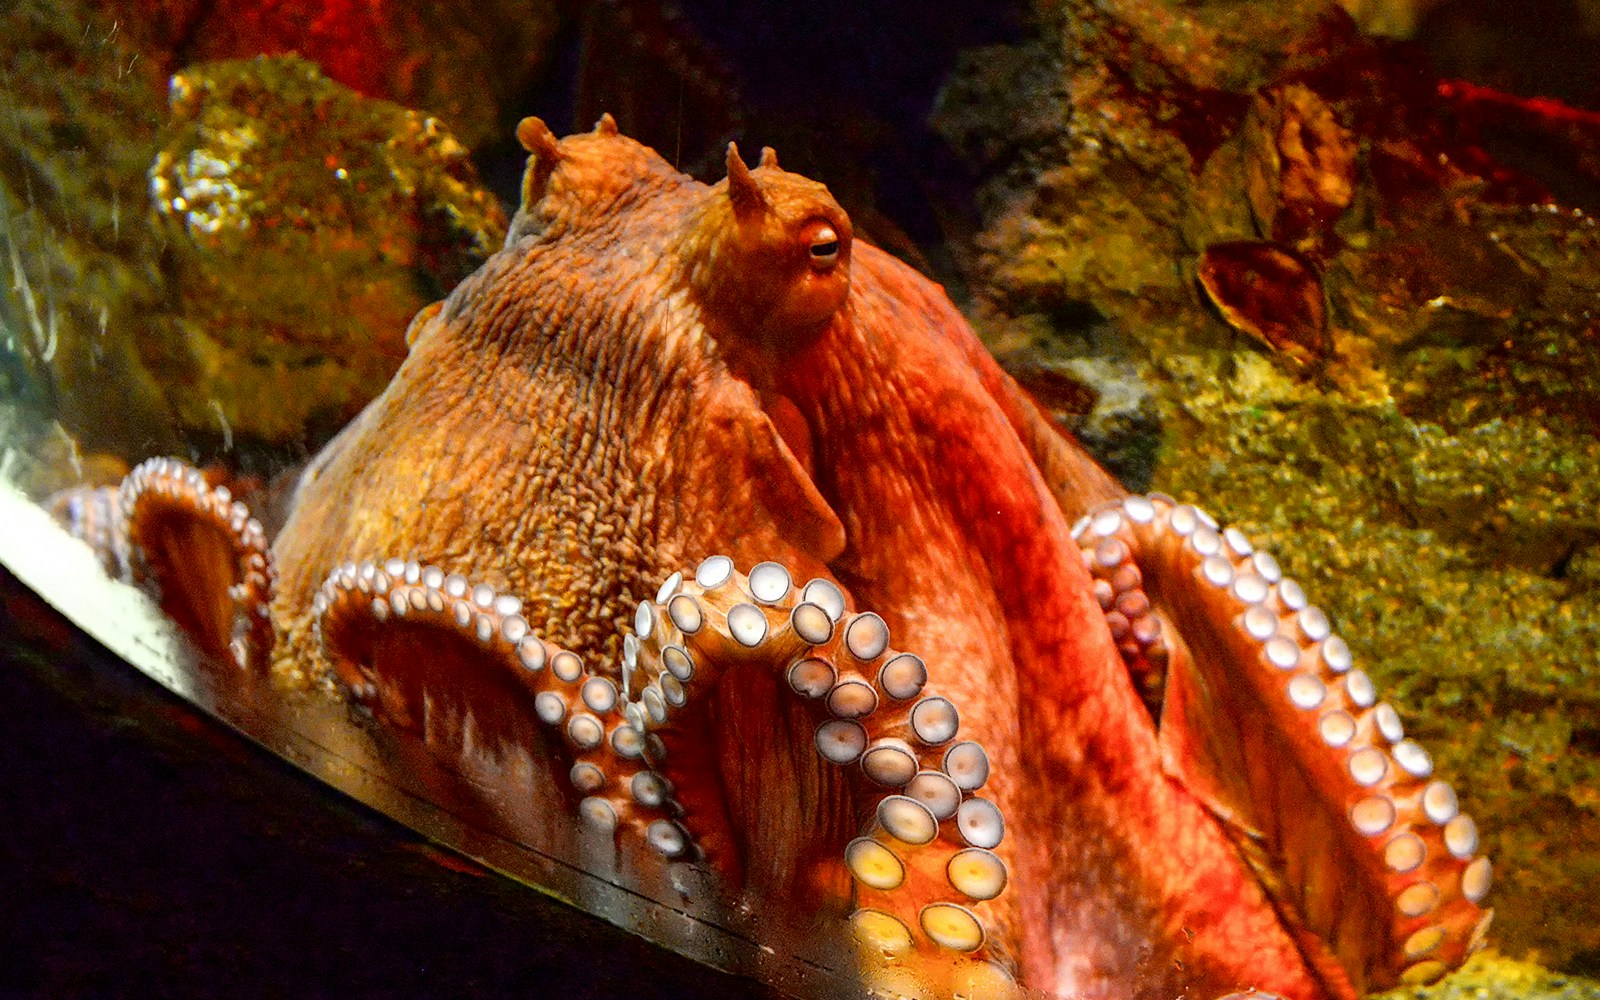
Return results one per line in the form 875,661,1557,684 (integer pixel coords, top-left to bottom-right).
57,116,1493,1000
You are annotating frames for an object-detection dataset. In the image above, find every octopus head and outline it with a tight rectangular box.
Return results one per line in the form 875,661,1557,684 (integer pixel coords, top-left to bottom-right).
686,143,854,357
506,113,690,244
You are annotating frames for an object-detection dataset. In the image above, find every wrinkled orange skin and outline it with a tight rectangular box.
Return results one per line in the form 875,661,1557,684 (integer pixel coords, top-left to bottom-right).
269,124,1336,998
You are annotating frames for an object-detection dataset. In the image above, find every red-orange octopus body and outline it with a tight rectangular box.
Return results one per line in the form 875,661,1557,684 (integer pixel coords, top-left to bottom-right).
66,117,1492,999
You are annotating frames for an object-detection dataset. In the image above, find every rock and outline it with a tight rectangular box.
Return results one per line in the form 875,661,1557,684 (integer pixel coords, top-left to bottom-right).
1,0,175,465
146,54,507,447
0,0,505,469
937,0,1600,975
90,0,560,150
1374,951,1600,1000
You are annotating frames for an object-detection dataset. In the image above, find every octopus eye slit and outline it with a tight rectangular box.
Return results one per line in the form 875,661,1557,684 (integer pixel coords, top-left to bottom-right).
809,229,840,269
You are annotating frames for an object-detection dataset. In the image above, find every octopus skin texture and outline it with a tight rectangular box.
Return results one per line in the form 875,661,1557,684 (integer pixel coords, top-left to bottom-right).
58,116,1492,1000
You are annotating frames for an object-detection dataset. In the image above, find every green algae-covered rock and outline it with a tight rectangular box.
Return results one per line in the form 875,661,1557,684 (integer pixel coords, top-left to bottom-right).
1376,952,1600,1000
0,1,506,476
0,0,175,470
147,54,507,447
93,0,560,153
937,0,1600,981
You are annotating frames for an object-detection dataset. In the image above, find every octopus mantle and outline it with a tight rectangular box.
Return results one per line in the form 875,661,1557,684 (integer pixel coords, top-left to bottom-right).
60,117,1491,1000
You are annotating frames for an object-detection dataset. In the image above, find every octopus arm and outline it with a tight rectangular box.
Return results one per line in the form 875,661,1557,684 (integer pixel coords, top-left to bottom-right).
973,359,1125,524
1075,494,1493,993
316,560,693,853
639,559,1019,984
319,548,1021,997
55,457,274,671
873,245,1123,523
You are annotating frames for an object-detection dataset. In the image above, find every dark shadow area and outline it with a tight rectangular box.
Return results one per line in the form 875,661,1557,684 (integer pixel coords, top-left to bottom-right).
0,567,778,1000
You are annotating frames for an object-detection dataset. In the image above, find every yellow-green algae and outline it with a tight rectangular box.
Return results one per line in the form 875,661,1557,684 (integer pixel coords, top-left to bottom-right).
1155,353,1600,979
1375,951,1600,1000
145,54,507,448
0,1,505,473
938,0,1600,983
0,0,174,467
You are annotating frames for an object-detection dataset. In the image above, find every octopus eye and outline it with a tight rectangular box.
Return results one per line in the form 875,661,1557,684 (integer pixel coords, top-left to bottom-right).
808,224,841,270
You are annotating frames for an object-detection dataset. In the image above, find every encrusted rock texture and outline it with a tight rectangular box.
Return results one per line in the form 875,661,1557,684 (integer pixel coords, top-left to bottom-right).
935,0,1600,976
94,0,561,151
1392,952,1600,1000
145,55,507,445
0,1,530,479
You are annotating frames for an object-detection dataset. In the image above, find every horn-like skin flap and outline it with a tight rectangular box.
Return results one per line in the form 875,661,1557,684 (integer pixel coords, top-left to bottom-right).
516,116,559,157
725,142,766,219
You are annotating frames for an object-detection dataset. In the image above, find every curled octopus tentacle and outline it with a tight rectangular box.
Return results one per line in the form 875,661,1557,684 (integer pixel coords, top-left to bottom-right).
315,558,695,855
315,553,1017,998
52,457,274,672
50,481,135,582
1073,493,1492,993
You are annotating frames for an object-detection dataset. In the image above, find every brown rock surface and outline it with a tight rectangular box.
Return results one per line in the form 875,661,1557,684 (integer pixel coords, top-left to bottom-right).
0,0,506,474
936,0,1600,976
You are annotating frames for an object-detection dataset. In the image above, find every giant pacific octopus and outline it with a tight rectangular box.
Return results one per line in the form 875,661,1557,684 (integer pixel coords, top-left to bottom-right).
58,116,1493,1000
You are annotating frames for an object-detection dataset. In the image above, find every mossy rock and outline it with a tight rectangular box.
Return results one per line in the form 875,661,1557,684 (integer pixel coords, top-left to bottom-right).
938,0,1600,978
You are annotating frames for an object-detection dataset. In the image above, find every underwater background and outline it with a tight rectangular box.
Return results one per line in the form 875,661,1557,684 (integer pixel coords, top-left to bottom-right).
2,0,1597,996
